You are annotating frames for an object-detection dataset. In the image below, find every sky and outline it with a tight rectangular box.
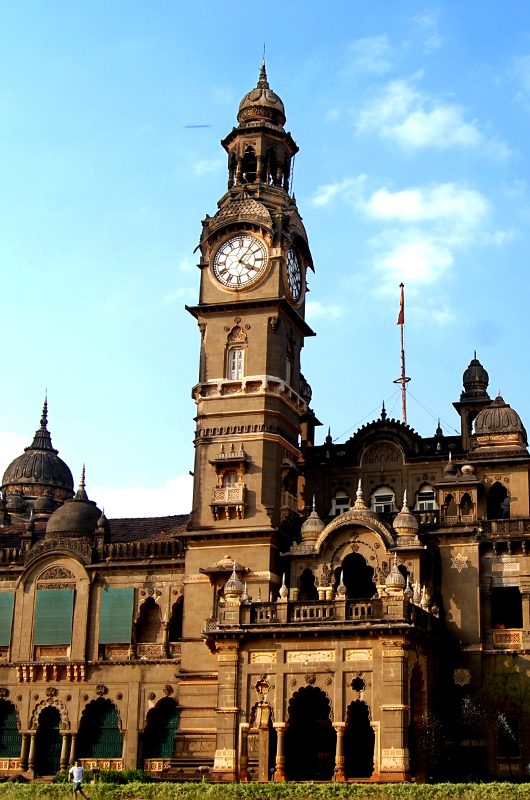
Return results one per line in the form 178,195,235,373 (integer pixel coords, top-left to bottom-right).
1,1,530,518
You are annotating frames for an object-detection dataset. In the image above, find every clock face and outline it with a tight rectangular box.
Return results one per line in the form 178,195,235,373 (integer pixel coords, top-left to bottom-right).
286,248,303,302
213,235,268,288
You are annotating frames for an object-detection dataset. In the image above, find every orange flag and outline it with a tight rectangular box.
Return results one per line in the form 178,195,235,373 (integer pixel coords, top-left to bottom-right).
397,283,405,325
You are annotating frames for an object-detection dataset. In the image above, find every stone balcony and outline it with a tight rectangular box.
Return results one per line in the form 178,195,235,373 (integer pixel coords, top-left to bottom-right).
207,596,438,636
211,484,246,520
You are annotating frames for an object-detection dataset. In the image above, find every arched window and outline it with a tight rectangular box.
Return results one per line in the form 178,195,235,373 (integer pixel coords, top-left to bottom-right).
35,706,61,776
460,492,474,516
371,486,396,513
444,494,457,517
227,348,244,380
415,485,438,512
241,145,257,183
329,490,350,517
298,568,318,602
136,597,162,644
0,701,20,758
77,699,123,759
143,698,179,759
168,596,183,641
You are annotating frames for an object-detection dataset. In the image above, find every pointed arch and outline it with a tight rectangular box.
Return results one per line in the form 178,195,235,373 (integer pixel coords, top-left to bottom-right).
284,685,336,781
143,698,179,759
0,700,21,757
35,705,61,775
241,145,257,183
77,698,123,759
168,595,183,641
29,697,69,731
136,596,162,644
344,699,374,778
333,552,375,599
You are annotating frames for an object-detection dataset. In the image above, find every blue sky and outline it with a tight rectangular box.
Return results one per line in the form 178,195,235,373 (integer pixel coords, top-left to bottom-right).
1,1,530,517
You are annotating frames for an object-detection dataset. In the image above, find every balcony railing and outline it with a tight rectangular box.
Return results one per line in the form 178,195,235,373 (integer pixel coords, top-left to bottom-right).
492,629,523,649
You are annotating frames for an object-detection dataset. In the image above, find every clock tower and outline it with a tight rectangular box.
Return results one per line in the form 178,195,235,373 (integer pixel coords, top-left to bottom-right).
187,64,315,537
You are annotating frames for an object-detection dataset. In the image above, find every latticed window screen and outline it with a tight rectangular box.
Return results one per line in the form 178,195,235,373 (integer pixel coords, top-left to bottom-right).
0,701,21,757
99,587,134,644
0,593,15,647
34,588,74,645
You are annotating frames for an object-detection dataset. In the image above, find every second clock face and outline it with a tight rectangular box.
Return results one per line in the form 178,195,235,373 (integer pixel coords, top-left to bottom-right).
286,248,303,302
213,235,268,288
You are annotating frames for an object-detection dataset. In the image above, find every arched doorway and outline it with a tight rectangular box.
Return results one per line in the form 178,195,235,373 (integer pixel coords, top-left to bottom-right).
284,686,336,780
487,482,509,519
334,553,375,599
0,700,21,758
344,700,374,778
35,706,61,775
168,597,183,641
143,698,179,758
77,699,123,759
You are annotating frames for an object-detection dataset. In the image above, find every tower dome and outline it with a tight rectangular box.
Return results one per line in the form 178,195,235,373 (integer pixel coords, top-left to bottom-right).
300,498,325,543
1,400,74,507
45,467,101,538
238,63,286,128
461,354,490,400
474,395,527,451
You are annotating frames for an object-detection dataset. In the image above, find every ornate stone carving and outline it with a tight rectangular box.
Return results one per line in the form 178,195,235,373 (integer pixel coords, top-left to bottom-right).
163,684,173,696
95,684,108,696
148,692,156,700
39,566,75,581
451,553,469,573
26,538,92,565
30,698,70,731
453,668,471,687
0,688,9,699
304,673,316,685
287,650,334,663
250,651,277,664
45,687,58,698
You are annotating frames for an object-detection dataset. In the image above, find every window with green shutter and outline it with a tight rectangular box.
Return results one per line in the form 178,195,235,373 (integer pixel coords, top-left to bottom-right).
0,593,15,647
99,587,134,644
34,589,74,645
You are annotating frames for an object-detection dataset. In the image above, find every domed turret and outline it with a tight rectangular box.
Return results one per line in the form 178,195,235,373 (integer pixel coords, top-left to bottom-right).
385,554,406,592
46,466,101,538
238,63,286,129
223,562,244,600
461,354,490,400
393,492,420,546
1,400,74,512
473,395,527,452
300,497,325,543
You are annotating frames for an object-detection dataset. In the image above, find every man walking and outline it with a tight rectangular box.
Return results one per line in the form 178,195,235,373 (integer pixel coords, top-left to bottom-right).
68,761,88,799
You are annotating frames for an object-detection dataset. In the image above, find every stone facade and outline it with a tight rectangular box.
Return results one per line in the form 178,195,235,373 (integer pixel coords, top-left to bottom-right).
1,65,530,782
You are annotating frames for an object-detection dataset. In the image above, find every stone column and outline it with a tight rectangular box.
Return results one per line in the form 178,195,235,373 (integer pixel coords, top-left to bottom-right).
69,733,77,764
333,722,346,782
238,723,249,783
28,733,37,775
257,704,271,783
273,722,286,782
20,734,30,771
211,640,240,781
60,734,70,771
162,621,169,657
380,641,410,781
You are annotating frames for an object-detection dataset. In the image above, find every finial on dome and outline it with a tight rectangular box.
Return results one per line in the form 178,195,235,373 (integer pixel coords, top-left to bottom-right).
40,395,48,430
74,465,89,501
353,479,368,510
258,61,269,89
312,495,316,511
402,490,408,511
381,401,387,421
325,427,332,445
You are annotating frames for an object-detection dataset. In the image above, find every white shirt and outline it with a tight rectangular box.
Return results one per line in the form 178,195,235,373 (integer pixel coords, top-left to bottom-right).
69,765,84,782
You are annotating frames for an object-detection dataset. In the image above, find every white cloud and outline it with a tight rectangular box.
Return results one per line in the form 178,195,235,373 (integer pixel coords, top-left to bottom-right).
373,230,454,292
311,176,366,207
364,183,489,228
163,286,196,304
0,432,28,472
411,11,444,54
346,35,394,76
193,158,224,176
357,77,510,158
306,300,344,320
92,474,193,518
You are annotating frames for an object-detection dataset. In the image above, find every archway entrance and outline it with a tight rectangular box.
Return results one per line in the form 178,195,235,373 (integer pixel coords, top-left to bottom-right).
487,482,509,519
344,700,374,778
35,706,61,775
284,686,336,780
77,699,123,758
0,701,21,758
143,698,179,758
335,553,376,599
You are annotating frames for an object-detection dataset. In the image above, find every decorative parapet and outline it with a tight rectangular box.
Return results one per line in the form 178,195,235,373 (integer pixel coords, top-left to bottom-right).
492,629,523,649
192,374,308,414
17,662,86,682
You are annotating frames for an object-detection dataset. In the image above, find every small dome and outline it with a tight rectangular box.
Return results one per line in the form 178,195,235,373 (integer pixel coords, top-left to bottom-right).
461,355,489,400
475,395,526,437
5,492,26,513
1,401,74,499
385,556,406,590
461,463,476,476
300,500,325,541
393,494,419,534
210,199,272,234
224,563,244,599
238,63,286,128
444,454,458,476
34,491,55,514
46,468,101,537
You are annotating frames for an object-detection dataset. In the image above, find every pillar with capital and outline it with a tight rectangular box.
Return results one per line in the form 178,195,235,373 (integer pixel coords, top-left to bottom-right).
60,733,70,771
69,733,77,765
19,733,30,771
273,722,286,782
333,722,346,782
27,733,36,776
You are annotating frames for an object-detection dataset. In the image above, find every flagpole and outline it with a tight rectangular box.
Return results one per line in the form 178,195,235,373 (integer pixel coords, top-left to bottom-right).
393,283,410,424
